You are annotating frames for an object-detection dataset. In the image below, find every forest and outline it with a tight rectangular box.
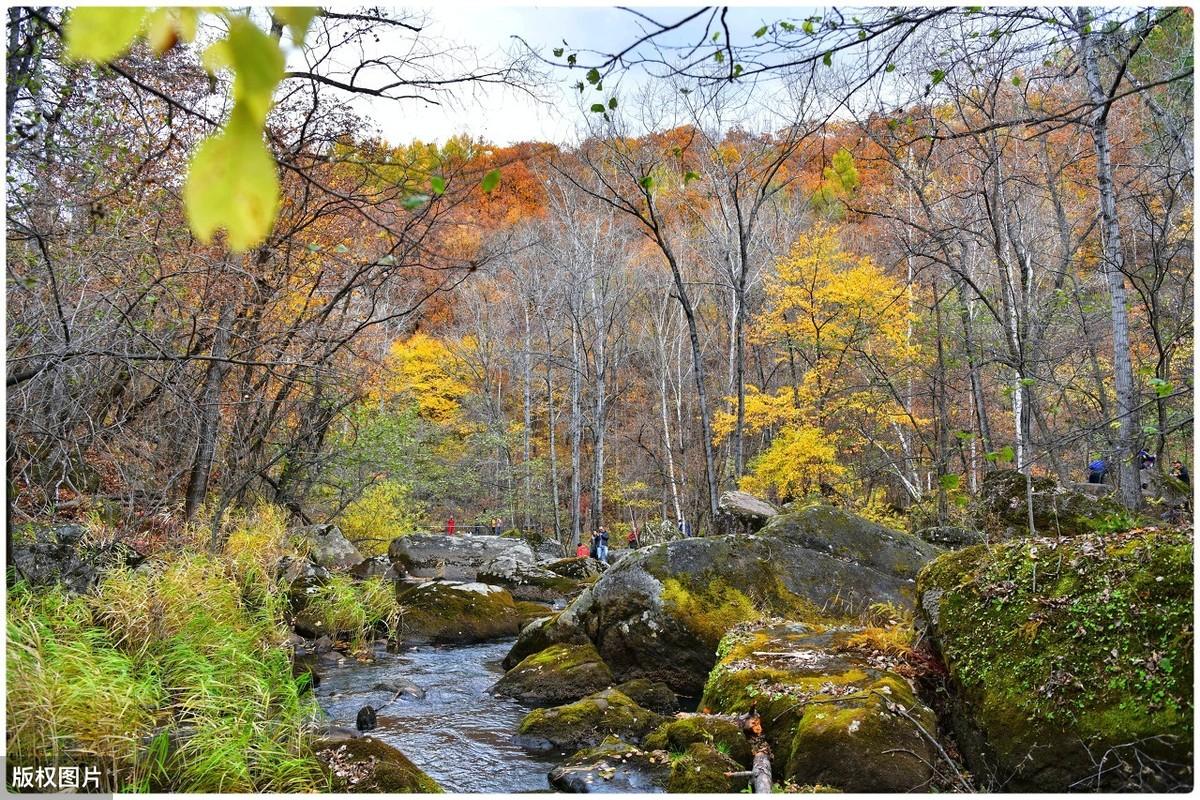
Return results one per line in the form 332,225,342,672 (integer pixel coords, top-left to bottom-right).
5,5,1195,795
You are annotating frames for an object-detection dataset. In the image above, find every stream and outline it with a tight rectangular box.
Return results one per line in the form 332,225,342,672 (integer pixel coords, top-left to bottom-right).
316,640,562,792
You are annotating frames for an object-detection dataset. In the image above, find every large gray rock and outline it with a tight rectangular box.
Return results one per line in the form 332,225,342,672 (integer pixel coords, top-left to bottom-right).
975,469,1124,538
477,554,581,602
10,523,143,594
388,534,535,581
718,490,779,533
292,524,363,571
395,580,522,644
504,506,940,694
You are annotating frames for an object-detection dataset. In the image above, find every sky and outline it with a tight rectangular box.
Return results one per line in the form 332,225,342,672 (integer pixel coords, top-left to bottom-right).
334,5,814,146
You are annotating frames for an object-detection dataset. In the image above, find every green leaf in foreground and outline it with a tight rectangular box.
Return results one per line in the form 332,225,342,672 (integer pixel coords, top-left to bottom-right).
481,169,501,193
430,175,446,195
184,110,280,251
65,6,148,62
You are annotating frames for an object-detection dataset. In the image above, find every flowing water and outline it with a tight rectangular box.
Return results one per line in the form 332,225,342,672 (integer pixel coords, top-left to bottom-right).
316,640,561,792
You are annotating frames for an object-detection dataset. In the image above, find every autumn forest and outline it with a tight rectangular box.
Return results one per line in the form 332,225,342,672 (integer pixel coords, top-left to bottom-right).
5,5,1195,795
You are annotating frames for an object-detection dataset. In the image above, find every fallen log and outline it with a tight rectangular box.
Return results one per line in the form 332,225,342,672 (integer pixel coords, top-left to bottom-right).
751,749,772,793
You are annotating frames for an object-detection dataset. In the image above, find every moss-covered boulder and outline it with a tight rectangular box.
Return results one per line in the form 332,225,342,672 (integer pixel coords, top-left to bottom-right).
502,611,593,670
388,533,535,580
915,525,984,548
503,511,937,694
395,580,521,644
546,556,605,580
760,504,941,576
514,687,666,752
314,735,443,792
644,716,751,766
515,600,555,627
614,679,679,715
918,529,1193,791
974,469,1125,538
493,642,614,706
548,736,671,792
477,555,582,603
701,623,938,792
667,742,745,793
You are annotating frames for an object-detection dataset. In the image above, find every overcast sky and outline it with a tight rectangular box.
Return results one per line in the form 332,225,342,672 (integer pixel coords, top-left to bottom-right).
338,5,812,146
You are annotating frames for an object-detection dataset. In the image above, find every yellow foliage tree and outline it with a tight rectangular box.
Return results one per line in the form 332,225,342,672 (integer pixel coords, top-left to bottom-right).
739,425,845,501
375,333,470,424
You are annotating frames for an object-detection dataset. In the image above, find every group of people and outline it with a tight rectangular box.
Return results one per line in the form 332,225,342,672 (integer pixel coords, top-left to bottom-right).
1087,453,1189,485
443,515,506,536
576,527,611,563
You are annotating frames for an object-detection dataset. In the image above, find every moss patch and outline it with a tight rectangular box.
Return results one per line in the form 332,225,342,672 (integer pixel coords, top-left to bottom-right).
699,623,937,792
644,716,751,766
667,742,744,793
515,688,666,751
493,642,614,706
918,528,1194,791
614,678,679,715
395,582,520,644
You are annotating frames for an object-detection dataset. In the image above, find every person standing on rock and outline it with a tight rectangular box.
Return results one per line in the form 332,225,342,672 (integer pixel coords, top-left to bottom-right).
596,526,610,563
491,517,502,536
446,515,456,536
626,526,640,550
576,541,589,558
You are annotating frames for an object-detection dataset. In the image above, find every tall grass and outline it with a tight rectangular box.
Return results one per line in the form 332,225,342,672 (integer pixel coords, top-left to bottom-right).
7,505,335,792
302,574,401,649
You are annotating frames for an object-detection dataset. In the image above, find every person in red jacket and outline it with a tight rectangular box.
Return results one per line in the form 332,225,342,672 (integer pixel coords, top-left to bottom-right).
576,541,588,558
446,515,456,536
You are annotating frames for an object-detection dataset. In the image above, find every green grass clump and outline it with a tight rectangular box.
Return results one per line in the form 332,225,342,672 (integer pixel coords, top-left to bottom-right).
302,574,399,648
8,505,335,792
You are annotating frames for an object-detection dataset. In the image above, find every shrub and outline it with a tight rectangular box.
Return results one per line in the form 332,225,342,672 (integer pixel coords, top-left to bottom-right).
339,480,425,555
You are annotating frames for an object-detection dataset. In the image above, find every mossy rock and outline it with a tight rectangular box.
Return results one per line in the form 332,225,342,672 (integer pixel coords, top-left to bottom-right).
760,504,941,577
667,742,745,793
515,600,555,627
615,678,679,715
974,469,1126,538
700,623,937,792
395,580,520,644
478,557,582,603
493,642,614,706
502,612,589,669
644,716,751,766
515,687,666,752
546,556,605,580
505,524,931,695
918,529,1194,791
548,735,671,792
314,736,443,792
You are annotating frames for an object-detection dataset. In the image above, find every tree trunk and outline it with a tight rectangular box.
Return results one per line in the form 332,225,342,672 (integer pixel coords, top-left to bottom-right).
185,303,233,520
569,323,583,547
1078,10,1141,509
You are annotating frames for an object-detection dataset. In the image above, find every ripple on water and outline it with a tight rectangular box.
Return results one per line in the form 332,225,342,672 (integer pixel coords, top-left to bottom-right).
316,640,561,793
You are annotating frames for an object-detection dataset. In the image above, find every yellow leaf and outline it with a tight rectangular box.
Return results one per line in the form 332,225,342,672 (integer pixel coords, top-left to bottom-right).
202,17,285,126
272,7,319,45
184,109,280,251
65,7,148,63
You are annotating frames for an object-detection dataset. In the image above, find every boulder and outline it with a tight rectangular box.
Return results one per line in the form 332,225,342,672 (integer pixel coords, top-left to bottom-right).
10,523,144,595
293,524,363,571
388,534,535,581
395,580,522,645
701,623,938,792
644,716,751,765
278,556,332,613
915,526,985,548
313,735,443,792
613,679,679,715
666,742,745,793
718,490,779,533
1141,468,1191,513
974,469,1124,538
493,642,614,706
505,508,938,693
548,736,671,793
546,556,606,580
477,554,582,603
350,556,399,581
759,504,941,578
501,528,565,562
918,530,1193,792
514,688,666,752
